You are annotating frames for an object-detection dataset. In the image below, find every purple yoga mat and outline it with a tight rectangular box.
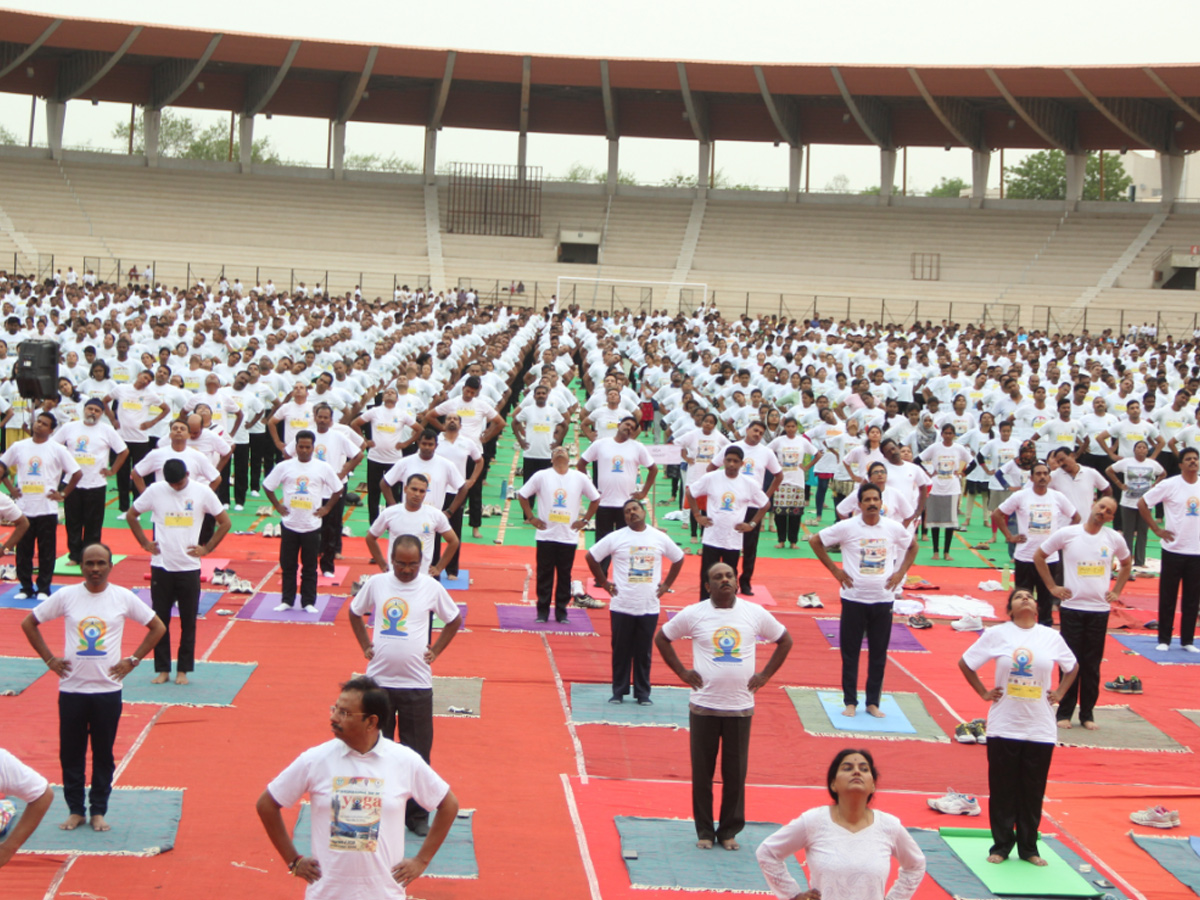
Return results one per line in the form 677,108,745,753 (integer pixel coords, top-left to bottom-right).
496,604,596,635
236,592,346,623
816,618,926,652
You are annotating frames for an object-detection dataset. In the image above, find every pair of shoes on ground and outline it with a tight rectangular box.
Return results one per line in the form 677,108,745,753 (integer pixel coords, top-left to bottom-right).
951,614,984,632
1130,805,1180,828
954,719,987,744
798,593,824,608
261,523,280,538
908,613,933,629
1155,641,1200,653
255,505,274,516
608,695,653,706
927,787,981,816
535,612,570,624
272,601,319,614
12,589,50,602
1104,675,1144,694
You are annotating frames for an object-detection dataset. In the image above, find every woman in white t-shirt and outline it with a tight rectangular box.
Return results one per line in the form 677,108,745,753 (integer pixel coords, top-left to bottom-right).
1105,440,1165,567
958,412,995,532
958,588,1077,865
767,417,820,549
806,409,846,524
842,424,886,484
918,424,972,561
979,420,1020,546
756,748,925,900
676,413,729,544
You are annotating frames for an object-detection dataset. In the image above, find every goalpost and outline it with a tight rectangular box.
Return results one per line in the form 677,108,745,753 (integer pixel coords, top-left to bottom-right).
555,276,710,316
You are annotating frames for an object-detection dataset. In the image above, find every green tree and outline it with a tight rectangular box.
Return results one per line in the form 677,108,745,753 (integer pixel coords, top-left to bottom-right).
344,152,418,173
927,176,968,198
113,109,281,164
859,184,900,196
1005,149,1132,201
0,123,17,145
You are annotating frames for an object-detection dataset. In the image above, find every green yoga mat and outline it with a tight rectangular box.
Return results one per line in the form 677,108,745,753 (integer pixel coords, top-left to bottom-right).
939,827,1101,897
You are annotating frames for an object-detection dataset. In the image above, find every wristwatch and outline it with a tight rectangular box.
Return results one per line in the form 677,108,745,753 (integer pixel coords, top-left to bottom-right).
125,656,140,668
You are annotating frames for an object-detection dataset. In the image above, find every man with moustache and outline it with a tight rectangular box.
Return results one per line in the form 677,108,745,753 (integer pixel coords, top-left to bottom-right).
54,399,128,567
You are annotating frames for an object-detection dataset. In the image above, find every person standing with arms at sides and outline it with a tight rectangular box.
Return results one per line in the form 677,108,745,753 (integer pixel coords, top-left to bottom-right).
380,429,463,514
688,446,770,600
349,537,463,837
425,374,506,501
1,412,82,601
127,460,231,683
812,483,918,719
1139,445,1200,652
367,474,458,579
433,414,480,573
730,421,783,596
768,417,821,550
958,588,1077,866
0,748,54,865
1106,440,1164,568
978,420,1019,546
994,462,1080,626
244,361,280,495
263,432,344,614
512,384,566,482
226,369,266,511
290,403,363,579
918,423,971,561
1034,398,1084,462
587,498,685,706
959,412,995,530
351,387,418,525
256,675,460,894
579,417,658,575
518,447,600,623
21,543,166,832
1035,497,1131,731
1152,388,1192,483
655,562,792,851
105,370,166,511
677,413,730,544
1047,446,1110,522
54,398,127,567
756,748,926,900
133,418,222,493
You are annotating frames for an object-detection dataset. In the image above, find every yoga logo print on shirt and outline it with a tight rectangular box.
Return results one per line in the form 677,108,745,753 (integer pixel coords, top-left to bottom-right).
26,457,42,477
711,626,743,663
329,776,383,852
549,488,570,523
1029,505,1052,534
742,459,756,477
719,491,736,512
1077,546,1108,578
611,455,625,473
380,597,409,637
1188,497,1200,517
629,548,655,583
779,448,801,471
1005,646,1041,700
76,616,107,657
935,457,955,480
165,499,194,528
860,538,887,576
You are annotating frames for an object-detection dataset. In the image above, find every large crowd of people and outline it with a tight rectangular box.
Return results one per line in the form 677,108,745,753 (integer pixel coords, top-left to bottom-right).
0,264,1190,897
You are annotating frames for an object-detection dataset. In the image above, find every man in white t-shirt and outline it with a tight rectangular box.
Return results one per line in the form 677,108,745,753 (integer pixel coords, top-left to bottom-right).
54,398,128,567
0,748,53,865
106,370,166,511
21,543,166,832
687,446,769,600
655,562,792,850
1047,447,1110,520
366,474,457,578
256,675,460,894
578,418,658,576
512,384,566,482
811,482,918,717
127,458,231,683
586,498,684,705
1140,446,1200,651
348,535,463,835
1035,497,1131,730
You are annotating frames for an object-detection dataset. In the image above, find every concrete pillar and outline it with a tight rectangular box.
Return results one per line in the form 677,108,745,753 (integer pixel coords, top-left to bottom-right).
697,141,712,195
517,131,528,182
1065,152,1086,204
971,150,990,205
238,115,254,172
606,138,619,196
331,121,346,181
787,144,803,202
44,99,66,161
879,149,897,202
144,108,161,168
423,128,438,186
1160,152,1184,208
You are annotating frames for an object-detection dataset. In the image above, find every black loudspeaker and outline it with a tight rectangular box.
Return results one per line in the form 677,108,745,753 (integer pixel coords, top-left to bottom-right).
16,340,58,401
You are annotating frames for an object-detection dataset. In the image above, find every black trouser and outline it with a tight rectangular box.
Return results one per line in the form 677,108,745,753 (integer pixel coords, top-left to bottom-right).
610,610,658,701
17,513,57,595
151,566,200,673
689,711,752,844
1120,508,1149,566
593,506,624,578
432,492,463,577
986,736,1053,861
319,495,344,573
367,458,390,524
739,507,762,591
522,456,552,483
773,509,802,544
699,545,740,600
280,524,321,608
230,442,250,505
467,460,484,529
59,689,122,818
535,540,575,617
840,599,894,708
248,432,272,492
1057,607,1108,724
117,440,152,511
382,687,434,831
64,485,105,564
1014,558,1061,627
930,527,956,554
1159,548,1200,646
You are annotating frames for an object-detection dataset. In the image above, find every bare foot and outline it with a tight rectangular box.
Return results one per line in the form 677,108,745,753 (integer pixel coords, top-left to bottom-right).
842,705,857,718
175,672,189,685
720,838,740,851
1025,855,1048,867
60,813,86,831
866,705,886,718
1083,720,1099,731
943,554,954,562
932,552,941,560
150,672,169,685
91,814,110,832
789,543,798,549
774,543,784,549
987,854,1006,864
695,839,713,849
1057,719,1072,730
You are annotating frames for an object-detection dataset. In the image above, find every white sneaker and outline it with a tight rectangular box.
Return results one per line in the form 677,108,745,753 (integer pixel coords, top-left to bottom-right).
302,604,319,614
952,614,983,632
250,490,260,498
212,569,227,585
273,602,293,612
1156,643,1171,652
927,788,982,816
1185,645,1200,654
34,592,48,602
12,591,30,600
342,526,353,537
320,569,336,579
234,504,244,512
1130,805,1180,828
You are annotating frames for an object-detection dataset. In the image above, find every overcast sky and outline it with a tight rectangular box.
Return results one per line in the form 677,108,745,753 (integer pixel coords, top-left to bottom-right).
1,0,1196,192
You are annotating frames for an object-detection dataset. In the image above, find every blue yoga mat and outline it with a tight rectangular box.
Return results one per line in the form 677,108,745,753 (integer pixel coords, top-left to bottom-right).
0,655,47,695
294,805,478,877
439,569,470,591
615,816,807,892
120,660,256,707
1114,633,1200,665
0,584,63,609
569,683,691,728
10,787,182,855
1132,833,1200,895
817,691,917,734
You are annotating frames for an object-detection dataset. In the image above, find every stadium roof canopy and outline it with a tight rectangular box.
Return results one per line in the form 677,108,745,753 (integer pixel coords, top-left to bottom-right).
3,9,1200,154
